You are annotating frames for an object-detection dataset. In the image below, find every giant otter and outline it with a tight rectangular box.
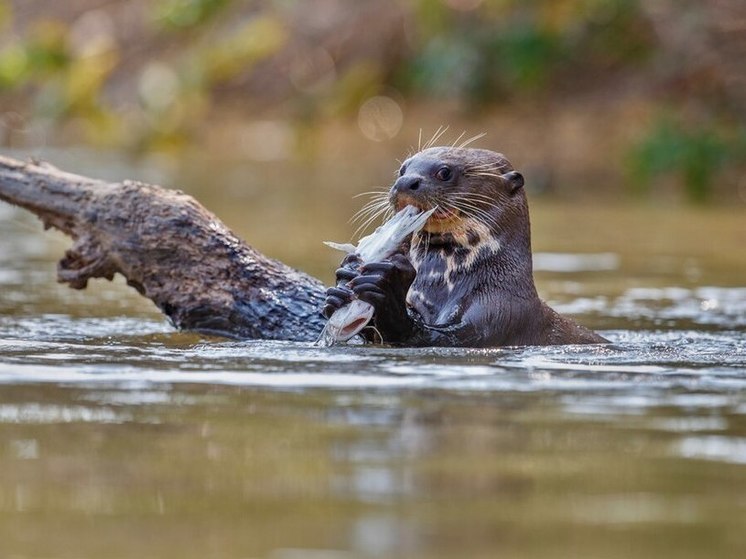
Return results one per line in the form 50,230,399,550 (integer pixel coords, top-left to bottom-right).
323,146,608,347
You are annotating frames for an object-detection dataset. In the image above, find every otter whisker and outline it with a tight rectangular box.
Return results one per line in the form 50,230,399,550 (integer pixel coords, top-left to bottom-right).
446,197,498,229
449,190,499,207
463,160,501,168
351,201,390,226
353,189,389,199
350,196,390,219
452,193,499,217
463,168,498,175
350,200,390,221
463,162,510,174
351,205,389,226
451,131,466,148
455,201,497,214
423,126,440,150
436,201,484,232
453,191,498,203
458,132,486,149
465,171,506,180
364,202,393,223
353,205,392,238
458,207,497,230
352,191,389,206
440,199,492,228
423,126,449,151
351,205,389,223
449,196,492,215
353,194,389,208
454,197,500,217
350,212,383,233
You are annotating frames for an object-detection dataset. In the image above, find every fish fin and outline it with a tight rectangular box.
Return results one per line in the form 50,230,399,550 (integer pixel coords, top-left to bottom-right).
323,241,357,253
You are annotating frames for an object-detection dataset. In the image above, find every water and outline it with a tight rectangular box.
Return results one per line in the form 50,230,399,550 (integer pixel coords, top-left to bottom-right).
1,149,746,558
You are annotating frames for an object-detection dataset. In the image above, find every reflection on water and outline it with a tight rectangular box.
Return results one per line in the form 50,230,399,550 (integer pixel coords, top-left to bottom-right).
1,149,745,558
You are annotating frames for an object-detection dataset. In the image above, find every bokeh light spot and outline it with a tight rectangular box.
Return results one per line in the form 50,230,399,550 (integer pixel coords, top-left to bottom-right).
357,96,403,142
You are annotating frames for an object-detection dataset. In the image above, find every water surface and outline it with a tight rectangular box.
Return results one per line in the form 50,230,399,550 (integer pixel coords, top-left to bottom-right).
1,149,745,558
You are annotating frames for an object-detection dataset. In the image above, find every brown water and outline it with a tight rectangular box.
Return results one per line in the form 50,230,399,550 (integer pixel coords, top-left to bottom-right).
1,148,746,559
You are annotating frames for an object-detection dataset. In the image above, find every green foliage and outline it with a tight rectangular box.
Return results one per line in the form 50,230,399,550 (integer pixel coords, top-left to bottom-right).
627,116,733,203
24,22,70,74
1,0,743,206
491,21,563,92
0,21,70,90
154,0,232,30
401,0,652,104
579,0,652,66
405,35,483,100
0,0,657,132
0,44,27,89
197,15,286,84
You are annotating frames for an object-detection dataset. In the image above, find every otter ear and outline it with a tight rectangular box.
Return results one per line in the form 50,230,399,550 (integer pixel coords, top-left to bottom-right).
504,171,524,194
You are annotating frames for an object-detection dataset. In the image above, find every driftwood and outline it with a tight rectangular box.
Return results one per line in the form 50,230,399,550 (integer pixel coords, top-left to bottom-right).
0,154,327,341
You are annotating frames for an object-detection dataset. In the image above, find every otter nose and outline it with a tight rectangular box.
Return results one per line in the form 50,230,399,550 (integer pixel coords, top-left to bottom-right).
393,175,422,192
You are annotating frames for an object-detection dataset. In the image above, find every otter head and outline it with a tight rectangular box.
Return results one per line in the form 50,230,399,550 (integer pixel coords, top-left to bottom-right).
389,147,527,246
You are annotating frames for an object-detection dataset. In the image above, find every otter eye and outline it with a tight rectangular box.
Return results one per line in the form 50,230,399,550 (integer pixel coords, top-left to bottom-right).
398,165,406,177
435,166,452,181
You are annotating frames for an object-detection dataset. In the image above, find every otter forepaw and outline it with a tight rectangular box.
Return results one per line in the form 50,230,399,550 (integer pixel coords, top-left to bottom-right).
334,266,358,286
350,254,415,312
340,253,362,268
350,279,386,306
322,286,354,319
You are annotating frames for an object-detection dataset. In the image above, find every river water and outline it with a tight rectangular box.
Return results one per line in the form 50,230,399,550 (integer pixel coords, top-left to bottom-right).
1,149,745,558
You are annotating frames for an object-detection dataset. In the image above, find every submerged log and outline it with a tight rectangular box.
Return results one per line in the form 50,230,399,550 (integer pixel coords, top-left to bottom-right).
0,154,327,341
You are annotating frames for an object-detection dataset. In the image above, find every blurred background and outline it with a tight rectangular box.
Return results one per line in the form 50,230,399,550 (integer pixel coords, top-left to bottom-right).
2,0,746,205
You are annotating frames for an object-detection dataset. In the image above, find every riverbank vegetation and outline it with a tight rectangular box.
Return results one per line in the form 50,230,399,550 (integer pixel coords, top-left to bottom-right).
1,0,745,202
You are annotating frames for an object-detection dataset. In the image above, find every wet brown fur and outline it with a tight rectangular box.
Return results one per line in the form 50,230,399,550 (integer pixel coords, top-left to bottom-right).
362,146,608,347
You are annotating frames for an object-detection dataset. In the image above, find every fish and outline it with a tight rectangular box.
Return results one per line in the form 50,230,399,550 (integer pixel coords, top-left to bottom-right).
317,205,436,346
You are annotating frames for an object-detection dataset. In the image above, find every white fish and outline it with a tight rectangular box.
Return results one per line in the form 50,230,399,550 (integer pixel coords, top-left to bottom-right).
317,205,436,346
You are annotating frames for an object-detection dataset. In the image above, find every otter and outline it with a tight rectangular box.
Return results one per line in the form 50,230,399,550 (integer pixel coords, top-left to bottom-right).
322,146,608,347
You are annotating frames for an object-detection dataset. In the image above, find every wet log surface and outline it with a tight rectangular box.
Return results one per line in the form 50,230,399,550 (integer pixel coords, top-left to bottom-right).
0,154,327,341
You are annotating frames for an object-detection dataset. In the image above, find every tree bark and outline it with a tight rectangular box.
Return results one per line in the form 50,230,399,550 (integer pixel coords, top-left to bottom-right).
0,154,327,341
